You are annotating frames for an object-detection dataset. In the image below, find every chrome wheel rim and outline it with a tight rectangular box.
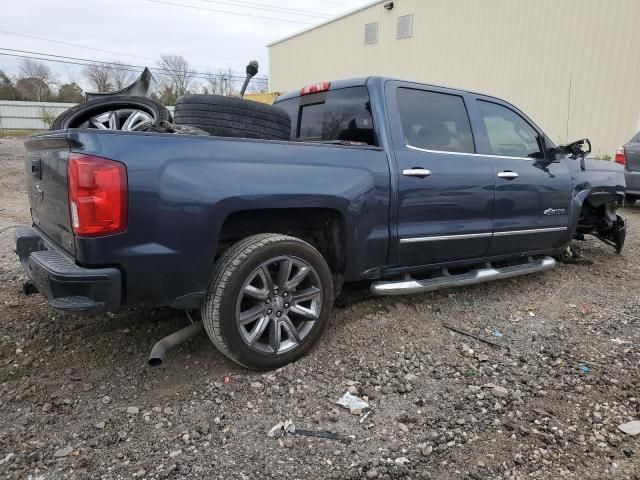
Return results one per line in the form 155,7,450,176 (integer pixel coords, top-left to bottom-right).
235,255,322,355
84,109,153,131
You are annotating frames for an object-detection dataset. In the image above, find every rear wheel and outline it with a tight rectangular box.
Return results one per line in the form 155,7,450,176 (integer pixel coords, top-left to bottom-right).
201,234,333,369
625,195,637,206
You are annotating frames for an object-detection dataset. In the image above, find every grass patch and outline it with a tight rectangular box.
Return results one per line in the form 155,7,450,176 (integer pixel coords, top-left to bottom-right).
0,130,43,139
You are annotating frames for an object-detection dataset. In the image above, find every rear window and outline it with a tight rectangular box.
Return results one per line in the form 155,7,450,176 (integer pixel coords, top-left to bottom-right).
632,131,640,143
275,86,376,145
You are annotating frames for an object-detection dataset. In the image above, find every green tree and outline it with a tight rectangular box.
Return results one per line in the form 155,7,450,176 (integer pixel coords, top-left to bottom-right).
16,77,52,101
0,70,21,100
56,82,84,103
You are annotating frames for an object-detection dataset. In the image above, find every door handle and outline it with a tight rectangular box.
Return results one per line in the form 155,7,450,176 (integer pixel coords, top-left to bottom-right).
403,168,432,177
497,171,518,179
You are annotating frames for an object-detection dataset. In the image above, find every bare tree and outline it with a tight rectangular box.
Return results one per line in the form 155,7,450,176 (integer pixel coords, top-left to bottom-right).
111,61,134,90
248,76,269,94
83,63,113,92
203,68,236,96
157,55,194,99
17,59,56,101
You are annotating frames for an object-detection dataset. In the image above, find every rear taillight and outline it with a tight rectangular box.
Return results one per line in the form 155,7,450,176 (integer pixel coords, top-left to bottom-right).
615,147,626,165
67,153,128,236
300,81,330,96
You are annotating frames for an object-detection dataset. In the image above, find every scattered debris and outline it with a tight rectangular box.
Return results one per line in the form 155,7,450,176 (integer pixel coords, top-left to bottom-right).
443,324,510,350
359,411,372,424
579,364,590,374
53,447,73,458
618,421,640,436
492,331,504,338
267,419,295,438
267,420,344,442
126,406,140,414
294,429,343,441
492,386,509,398
610,338,633,345
336,392,370,414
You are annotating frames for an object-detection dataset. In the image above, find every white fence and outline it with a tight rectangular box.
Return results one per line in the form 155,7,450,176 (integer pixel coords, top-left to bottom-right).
0,100,76,130
0,100,175,130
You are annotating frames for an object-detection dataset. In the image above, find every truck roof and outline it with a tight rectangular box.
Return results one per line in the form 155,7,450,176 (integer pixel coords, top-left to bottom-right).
274,76,494,103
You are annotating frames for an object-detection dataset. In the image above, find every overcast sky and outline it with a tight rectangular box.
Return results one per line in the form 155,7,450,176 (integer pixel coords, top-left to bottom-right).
0,0,371,90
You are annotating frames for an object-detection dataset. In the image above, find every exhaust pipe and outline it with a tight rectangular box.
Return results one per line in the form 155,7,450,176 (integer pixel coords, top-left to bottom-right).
239,60,259,98
148,322,204,367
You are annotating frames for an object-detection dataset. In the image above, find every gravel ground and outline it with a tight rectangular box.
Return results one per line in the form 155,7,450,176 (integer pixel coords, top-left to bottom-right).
1,137,639,480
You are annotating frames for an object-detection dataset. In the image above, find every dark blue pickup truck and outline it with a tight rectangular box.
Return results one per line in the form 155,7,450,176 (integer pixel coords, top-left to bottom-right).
15,77,626,368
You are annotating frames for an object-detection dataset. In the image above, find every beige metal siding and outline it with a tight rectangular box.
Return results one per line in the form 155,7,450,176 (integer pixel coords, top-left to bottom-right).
269,0,640,157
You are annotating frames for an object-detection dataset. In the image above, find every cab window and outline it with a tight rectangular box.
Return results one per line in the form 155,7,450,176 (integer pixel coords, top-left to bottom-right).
396,88,475,154
275,87,376,145
477,100,543,158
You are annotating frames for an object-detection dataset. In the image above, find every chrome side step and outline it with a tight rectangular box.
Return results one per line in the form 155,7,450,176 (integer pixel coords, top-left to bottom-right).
371,256,556,296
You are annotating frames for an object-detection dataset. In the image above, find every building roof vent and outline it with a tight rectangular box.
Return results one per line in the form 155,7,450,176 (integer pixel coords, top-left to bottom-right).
365,22,378,45
397,14,413,39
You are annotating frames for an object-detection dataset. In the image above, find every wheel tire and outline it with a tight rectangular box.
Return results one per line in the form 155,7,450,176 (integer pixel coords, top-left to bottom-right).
173,94,291,140
626,195,637,206
201,234,334,369
51,96,171,130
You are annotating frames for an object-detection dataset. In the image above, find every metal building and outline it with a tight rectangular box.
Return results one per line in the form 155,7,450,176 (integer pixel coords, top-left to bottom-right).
268,0,640,157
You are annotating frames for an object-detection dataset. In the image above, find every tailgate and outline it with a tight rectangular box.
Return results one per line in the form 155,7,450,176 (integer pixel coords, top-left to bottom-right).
625,142,640,171
23,134,75,255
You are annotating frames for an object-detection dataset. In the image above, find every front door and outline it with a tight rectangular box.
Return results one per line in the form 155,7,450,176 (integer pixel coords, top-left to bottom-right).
472,98,572,255
389,84,495,267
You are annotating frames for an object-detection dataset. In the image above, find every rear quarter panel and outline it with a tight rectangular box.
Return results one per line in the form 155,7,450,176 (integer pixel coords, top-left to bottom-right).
67,130,390,307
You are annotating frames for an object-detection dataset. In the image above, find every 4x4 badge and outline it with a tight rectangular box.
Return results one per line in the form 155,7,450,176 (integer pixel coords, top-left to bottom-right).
543,208,566,216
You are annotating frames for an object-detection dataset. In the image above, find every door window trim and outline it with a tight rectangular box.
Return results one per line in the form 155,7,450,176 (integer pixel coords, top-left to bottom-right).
407,144,542,161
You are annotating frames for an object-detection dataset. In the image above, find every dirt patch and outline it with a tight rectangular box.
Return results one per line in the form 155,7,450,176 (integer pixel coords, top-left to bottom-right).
0,138,639,479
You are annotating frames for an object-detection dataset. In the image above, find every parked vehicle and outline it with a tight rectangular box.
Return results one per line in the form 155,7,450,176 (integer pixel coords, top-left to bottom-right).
15,77,626,369
615,130,640,205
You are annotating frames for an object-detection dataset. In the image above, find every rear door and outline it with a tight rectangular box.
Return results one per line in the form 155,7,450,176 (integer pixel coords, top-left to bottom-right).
386,82,495,267
24,135,75,255
471,98,572,255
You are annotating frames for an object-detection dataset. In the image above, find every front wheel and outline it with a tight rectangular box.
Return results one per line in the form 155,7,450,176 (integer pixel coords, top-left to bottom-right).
201,234,334,369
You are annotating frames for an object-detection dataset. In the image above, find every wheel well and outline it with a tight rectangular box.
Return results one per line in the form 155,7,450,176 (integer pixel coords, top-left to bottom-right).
577,193,622,233
216,208,347,276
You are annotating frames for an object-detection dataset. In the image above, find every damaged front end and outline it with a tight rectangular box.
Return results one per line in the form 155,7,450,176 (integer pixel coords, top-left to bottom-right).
575,199,626,253
553,138,627,254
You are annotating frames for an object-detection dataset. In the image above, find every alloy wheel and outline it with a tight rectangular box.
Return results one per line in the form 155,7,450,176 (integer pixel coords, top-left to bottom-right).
235,255,322,355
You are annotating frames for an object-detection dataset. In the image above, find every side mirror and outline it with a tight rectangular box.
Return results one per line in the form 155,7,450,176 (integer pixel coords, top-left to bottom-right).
549,138,591,159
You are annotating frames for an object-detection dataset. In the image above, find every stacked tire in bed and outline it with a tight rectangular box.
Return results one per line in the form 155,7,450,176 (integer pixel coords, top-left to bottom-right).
173,94,291,141
51,93,292,142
